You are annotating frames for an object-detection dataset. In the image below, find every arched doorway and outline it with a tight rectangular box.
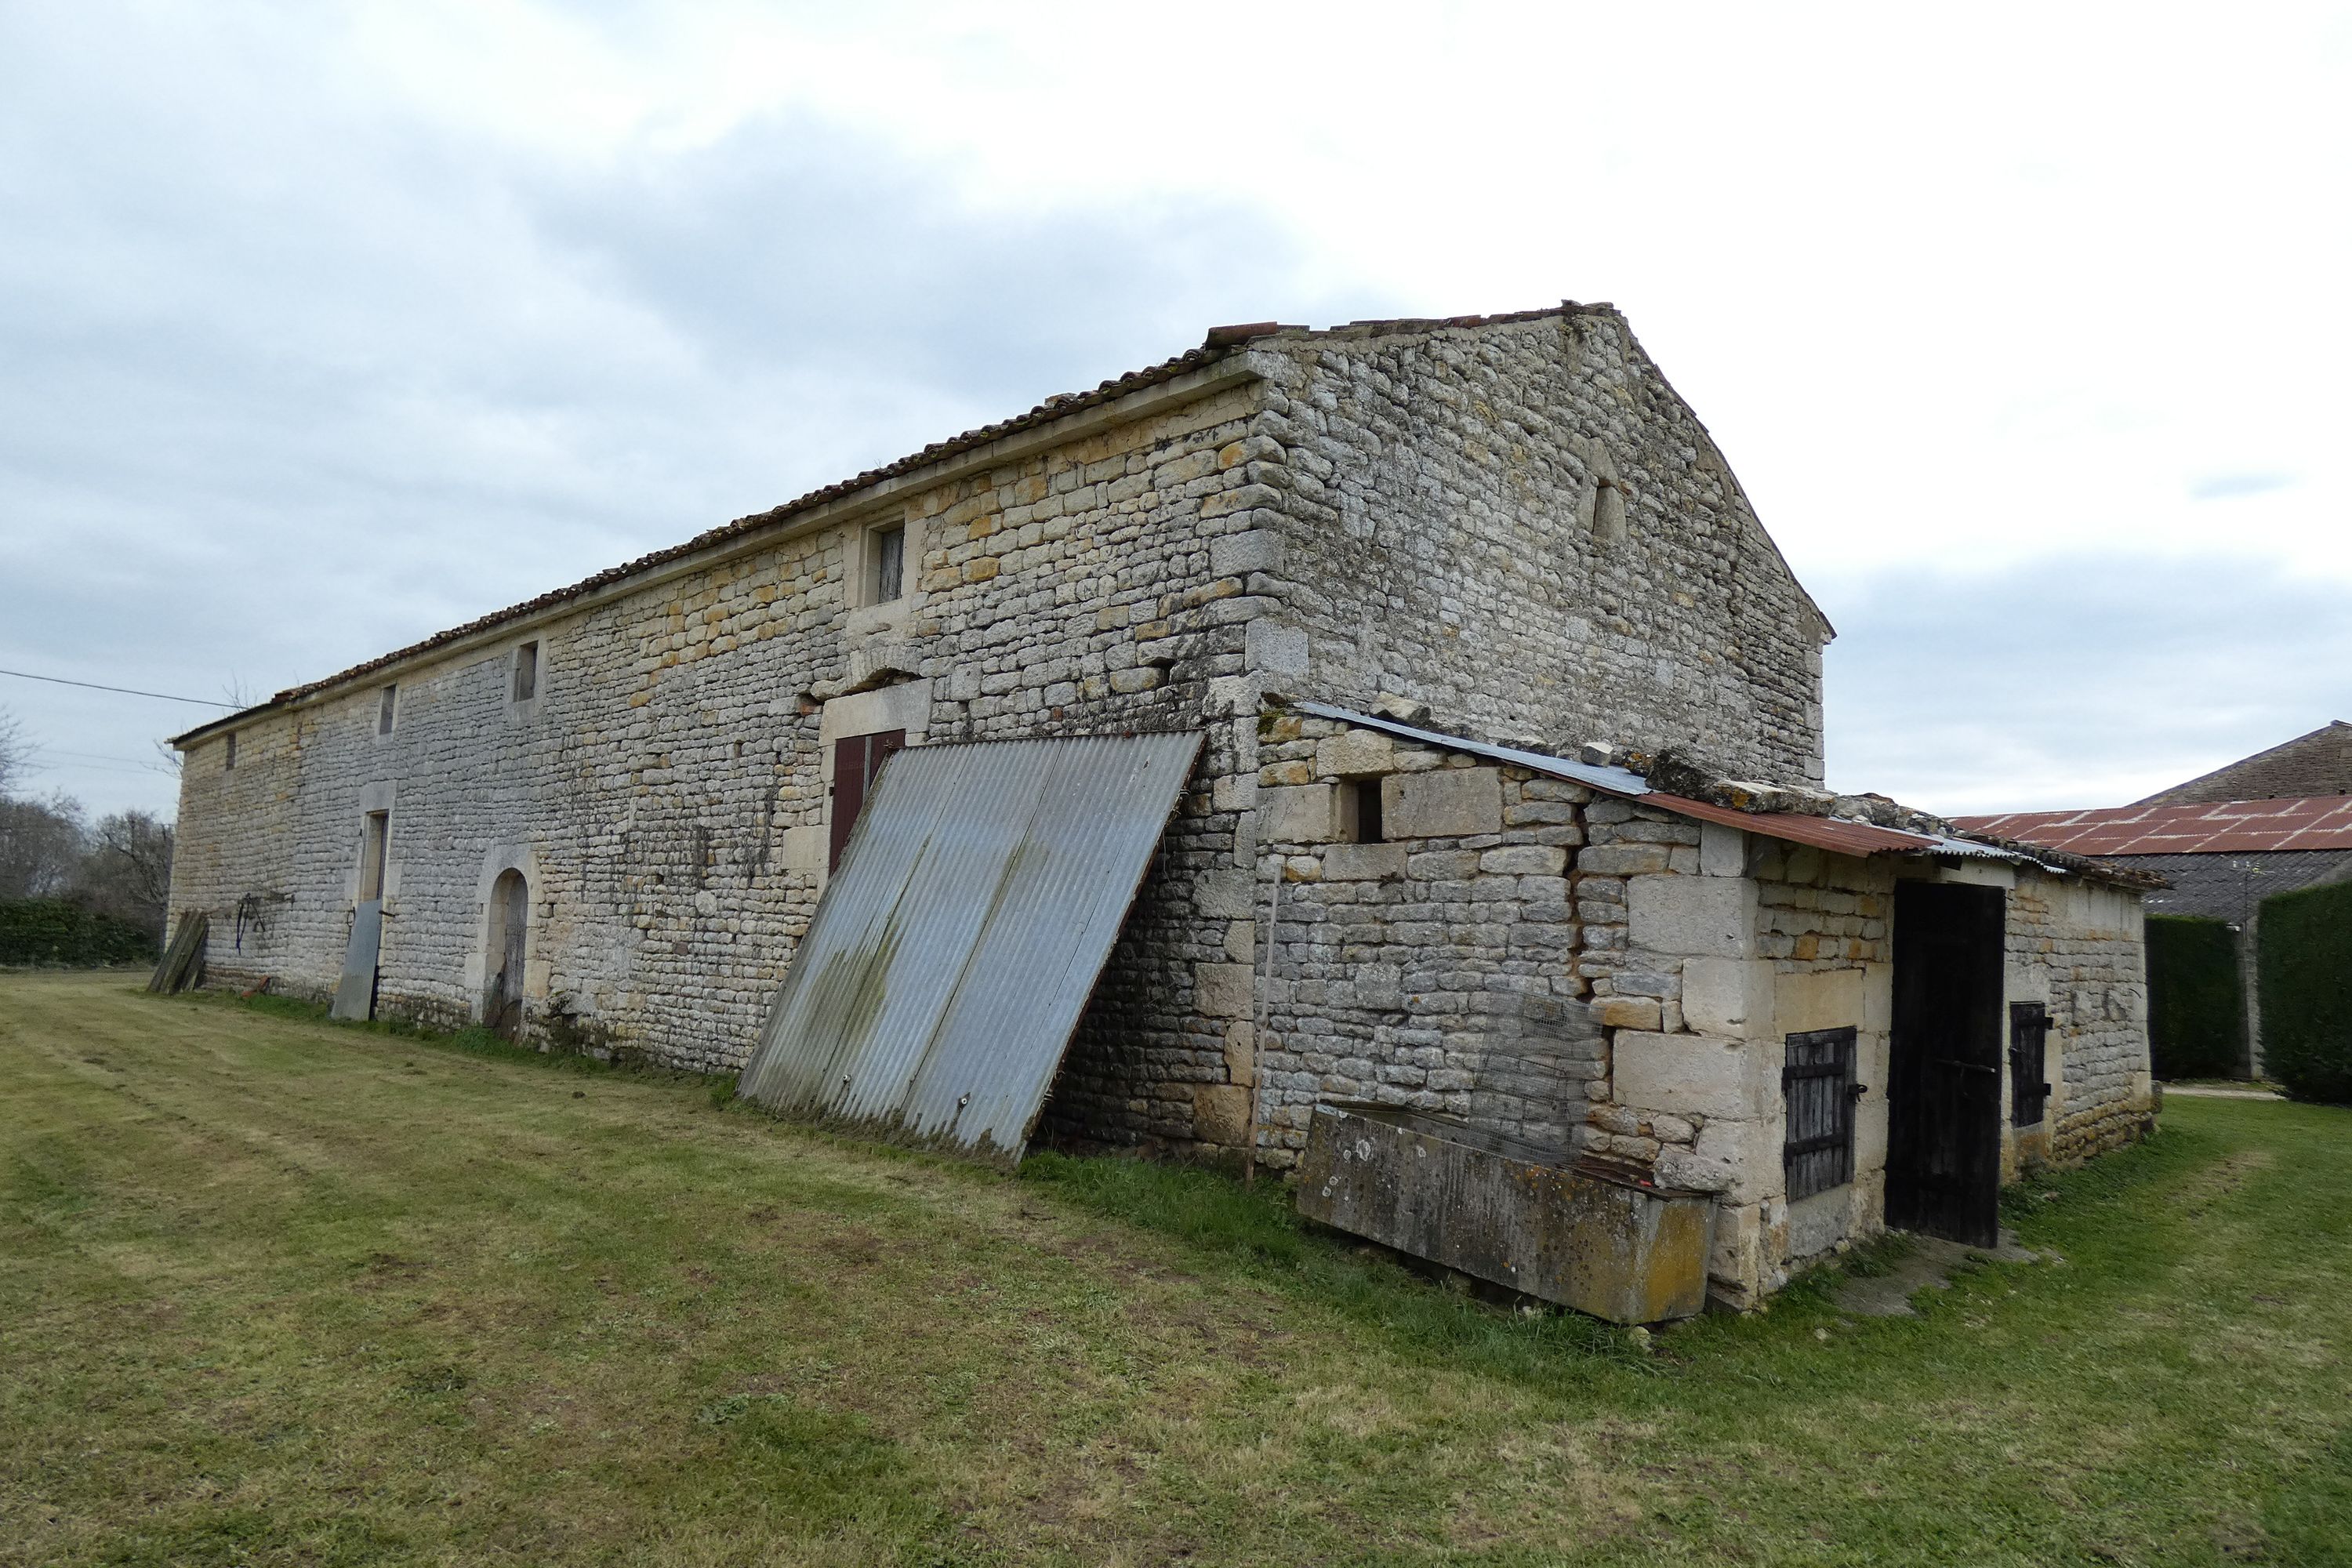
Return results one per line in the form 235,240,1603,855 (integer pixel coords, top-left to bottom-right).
485,868,528,1038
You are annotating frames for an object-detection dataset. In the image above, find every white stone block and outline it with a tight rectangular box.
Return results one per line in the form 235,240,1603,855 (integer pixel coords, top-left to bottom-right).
1261,782,1338,844
1196,962,1257,1019
1323,843,1407,881
1314,729,1395,778
1613,1029,1764,1121
1681,956,1769,1038
1195,868,1258,920
779,824,827,872
1210,529,1285,577
1699,821,1744,877
1383,767,1501,838
1245,619,1310,676
1627,875,1756,957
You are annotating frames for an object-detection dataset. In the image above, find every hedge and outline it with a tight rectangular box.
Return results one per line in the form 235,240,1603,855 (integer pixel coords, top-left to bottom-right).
2259,879,2352,1105
2145,915,2246,1080
0,898,162,968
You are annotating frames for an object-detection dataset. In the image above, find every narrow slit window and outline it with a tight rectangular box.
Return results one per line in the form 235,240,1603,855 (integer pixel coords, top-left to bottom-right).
378,684,397,735
358,811,390,903
1782,1025,1862,1200
2009,1002,2053,1126
223,731,237,770
513,641,539,702
1341,779,1385,844
872,524,906,603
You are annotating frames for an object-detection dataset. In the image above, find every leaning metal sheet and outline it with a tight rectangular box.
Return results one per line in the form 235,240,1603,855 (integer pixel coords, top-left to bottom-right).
735,730,1204,1164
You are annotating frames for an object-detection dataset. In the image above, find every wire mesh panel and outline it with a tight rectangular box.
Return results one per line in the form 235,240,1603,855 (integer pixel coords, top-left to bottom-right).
1783,1025,1860,1201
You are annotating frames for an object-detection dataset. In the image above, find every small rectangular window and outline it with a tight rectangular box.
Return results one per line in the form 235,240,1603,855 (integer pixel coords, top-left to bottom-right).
223,731,237,770
871,524,905,603
1340,778,1385,843
359,811,390,902
2009,1002,2053,1126
1783,1026,1862,1200
513,641,539,702
378,684,397,735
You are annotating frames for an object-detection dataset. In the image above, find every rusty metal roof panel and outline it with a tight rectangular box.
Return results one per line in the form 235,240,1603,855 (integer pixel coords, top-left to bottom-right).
735,730,1204,1165
1955,796,2352,856
1634,792,1936,857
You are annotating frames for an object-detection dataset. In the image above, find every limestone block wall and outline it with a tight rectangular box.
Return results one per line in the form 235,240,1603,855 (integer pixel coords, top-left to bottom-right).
1236,311,1829,786
168,382,1280,1146
2002,873,2155,1171
1249,713,1599,1168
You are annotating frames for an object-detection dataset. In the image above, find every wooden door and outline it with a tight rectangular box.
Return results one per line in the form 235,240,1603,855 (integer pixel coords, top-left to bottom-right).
1886,880,2006,1246
829,729,906,872
488,869,528,1038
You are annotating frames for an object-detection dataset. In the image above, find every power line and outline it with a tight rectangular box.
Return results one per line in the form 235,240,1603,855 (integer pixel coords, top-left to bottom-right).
0,666,240,709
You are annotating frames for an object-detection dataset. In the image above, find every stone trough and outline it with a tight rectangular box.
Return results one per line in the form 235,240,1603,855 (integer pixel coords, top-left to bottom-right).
1296,1102,1715,1324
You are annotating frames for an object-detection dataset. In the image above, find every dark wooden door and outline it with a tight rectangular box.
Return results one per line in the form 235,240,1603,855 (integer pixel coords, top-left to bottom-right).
1886,880,2006,1246
829,729,906,872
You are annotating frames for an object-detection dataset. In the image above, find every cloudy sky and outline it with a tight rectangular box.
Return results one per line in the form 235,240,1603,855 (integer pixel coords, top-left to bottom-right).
3,1,2347,820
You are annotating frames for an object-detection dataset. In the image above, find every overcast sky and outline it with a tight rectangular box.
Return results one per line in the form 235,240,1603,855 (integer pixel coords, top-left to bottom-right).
4,1,2347,820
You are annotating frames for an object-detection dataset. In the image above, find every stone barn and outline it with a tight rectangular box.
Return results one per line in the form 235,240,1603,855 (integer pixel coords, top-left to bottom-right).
166,304,2159,1307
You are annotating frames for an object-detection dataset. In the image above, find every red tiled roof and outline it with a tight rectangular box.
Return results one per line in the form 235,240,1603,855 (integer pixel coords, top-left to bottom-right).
1953,797,2352,856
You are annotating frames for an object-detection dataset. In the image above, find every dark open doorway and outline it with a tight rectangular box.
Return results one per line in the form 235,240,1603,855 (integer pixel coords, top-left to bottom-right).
1886,880,2006,1246
486,869,528,1039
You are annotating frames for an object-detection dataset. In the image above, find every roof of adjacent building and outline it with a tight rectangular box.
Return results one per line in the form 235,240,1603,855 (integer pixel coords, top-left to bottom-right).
2127,850,2352,920
2132,720,2352,807
1954,797,2352,856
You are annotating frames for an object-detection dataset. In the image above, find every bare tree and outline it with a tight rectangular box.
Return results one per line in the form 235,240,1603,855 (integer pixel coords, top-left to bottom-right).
0,793,89,900
80,809,175,936
0,707,24,800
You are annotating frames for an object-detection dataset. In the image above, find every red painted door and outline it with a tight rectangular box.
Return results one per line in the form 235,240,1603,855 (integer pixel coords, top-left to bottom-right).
829,729,906,871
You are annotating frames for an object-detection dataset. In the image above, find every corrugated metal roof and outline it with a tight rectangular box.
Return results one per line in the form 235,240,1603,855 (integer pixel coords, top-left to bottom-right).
1955,796,2352,855
1294,701,2144,881
1638,791,1938,857
735,730,1204,1165
1292,702,1655,796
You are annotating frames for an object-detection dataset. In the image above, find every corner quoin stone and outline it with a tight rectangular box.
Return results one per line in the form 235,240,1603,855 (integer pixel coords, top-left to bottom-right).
1613,1029,1759,1122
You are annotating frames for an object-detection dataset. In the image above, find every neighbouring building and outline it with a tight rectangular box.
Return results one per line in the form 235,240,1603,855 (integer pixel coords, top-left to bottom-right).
167,304,2159,1308
1958,726,2352,1078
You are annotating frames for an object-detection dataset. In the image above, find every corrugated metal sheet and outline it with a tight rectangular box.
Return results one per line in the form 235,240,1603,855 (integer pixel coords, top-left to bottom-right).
1639,791,1936,857
735,730,1204,1165
1294,699,2125,880
1291,701,1656,797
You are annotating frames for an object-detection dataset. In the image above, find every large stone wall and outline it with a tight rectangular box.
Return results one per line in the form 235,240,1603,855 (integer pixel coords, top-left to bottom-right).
168,379,1276,1145
1235,310,1829,786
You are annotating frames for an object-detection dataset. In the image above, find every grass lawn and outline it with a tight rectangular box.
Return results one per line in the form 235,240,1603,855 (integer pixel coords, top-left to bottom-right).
3,971,2349,1566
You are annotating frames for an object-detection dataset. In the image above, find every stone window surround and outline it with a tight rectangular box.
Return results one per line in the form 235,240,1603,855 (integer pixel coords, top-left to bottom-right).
507,639,543,720
346,780,400,909
844,512,926,630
